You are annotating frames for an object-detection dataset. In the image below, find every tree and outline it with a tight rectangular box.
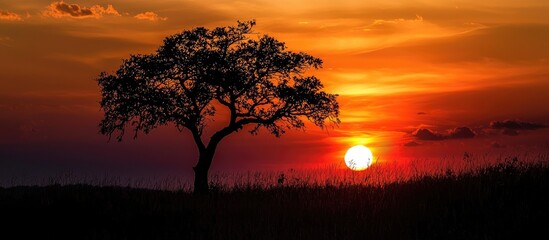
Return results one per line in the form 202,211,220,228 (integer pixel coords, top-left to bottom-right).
97,20,340,193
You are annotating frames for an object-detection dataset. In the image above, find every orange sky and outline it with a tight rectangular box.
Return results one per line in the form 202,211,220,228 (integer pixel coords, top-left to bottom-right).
1,0,549,181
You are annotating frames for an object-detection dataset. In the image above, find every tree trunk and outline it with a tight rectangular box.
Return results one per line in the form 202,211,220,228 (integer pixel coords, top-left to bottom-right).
193,149,214,194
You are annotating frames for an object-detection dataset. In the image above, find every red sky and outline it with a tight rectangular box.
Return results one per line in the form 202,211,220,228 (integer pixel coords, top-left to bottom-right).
1,0,549,182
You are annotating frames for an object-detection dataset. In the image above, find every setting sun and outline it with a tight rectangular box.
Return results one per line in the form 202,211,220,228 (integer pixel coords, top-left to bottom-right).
344,145,374,171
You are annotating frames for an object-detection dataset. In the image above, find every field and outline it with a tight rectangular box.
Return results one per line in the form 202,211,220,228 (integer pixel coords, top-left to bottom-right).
1,157,549,239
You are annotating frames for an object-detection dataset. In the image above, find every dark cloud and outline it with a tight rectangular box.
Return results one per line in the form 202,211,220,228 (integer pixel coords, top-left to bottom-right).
448,127,476,139
489,120,546,136
57,3,92,17
417,112,427,115
490,120,545,130
413,128,444,141
413,127,476,141
404,141,421,147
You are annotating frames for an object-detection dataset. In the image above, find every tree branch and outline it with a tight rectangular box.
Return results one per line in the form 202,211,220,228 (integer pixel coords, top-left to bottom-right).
189,126,206,152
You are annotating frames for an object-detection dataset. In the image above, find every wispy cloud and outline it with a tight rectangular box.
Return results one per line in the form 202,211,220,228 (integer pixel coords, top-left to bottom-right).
134,12,167,22
0,10,23,21
0,36,13,47
42,1,120,19
364,15,426,34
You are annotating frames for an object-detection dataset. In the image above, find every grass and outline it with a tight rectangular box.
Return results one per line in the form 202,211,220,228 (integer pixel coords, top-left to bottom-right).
1,157,549,239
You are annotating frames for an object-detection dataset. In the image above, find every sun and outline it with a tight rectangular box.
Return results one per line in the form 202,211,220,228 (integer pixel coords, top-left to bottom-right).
344,145,374,171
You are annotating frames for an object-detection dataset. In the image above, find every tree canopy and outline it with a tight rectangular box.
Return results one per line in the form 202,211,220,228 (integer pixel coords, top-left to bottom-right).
98,20,340,193
98,20,340,151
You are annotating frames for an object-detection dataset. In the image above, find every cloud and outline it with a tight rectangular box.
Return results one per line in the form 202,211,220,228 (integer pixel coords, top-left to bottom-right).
43,2,120,19
413,127,476,141
489,120,546,136
417,112,427,115
490,142,505,148
134,12,167,22
501,128,519,136
403,141,421,147
448,127,476,139
489,120,546,130
363,25,549,65
365,15,425,34
0,10,22,21
0,36,13,47
413,128,445,141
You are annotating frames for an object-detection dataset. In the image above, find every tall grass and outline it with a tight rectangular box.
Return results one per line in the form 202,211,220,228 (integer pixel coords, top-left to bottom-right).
2,151,548,191
1,153,548,239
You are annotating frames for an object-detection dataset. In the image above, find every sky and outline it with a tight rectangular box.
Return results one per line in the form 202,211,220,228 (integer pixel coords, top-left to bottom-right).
1,0,549,182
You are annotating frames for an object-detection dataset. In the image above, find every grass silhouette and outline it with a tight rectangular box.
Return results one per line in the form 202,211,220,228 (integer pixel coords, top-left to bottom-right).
1,157,548,239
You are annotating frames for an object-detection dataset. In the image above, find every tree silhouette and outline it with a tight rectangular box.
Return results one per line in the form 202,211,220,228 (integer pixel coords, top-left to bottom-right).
98,20,340,193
